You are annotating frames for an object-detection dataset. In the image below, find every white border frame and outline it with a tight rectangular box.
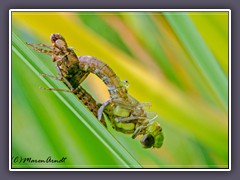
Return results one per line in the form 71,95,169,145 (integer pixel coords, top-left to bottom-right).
9,9,231,171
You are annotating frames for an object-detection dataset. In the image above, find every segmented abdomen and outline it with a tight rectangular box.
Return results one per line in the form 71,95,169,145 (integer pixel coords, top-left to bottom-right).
56,55,106,125
78,56,128,100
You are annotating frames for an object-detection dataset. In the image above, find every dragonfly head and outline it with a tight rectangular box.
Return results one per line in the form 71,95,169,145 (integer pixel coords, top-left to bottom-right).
50,33,79,66
140,121,164,148
51,33,65,44
50,33,68,55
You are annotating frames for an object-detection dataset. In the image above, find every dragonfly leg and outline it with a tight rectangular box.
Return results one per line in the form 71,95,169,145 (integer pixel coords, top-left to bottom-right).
98,100,111,120
40,73,74,91
99,113,107,128
40,72,75,93
131,125,147,139
34,43,52,49
40,73,62,81
39,86,72,93
26,42,52,55
116,116,146,123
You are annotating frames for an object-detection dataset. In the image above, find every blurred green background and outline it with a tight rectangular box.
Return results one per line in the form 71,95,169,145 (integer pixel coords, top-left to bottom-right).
11,11,229,169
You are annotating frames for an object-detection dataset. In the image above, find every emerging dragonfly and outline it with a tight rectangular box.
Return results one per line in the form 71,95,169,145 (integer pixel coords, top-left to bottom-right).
27,33,164,148
78,56,164,148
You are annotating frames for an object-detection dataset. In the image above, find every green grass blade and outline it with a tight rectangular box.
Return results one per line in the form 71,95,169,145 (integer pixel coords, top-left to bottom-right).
163,12,228,110
12,32,142,168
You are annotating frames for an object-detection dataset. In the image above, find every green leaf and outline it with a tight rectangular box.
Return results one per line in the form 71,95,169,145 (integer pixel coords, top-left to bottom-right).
163,12,228,110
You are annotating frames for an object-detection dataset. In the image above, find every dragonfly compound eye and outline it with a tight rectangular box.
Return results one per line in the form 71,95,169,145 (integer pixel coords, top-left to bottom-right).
140,134,154,148
51,33,61,43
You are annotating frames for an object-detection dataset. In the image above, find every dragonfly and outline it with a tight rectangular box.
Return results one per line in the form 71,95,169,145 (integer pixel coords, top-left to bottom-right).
27,33,164,148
